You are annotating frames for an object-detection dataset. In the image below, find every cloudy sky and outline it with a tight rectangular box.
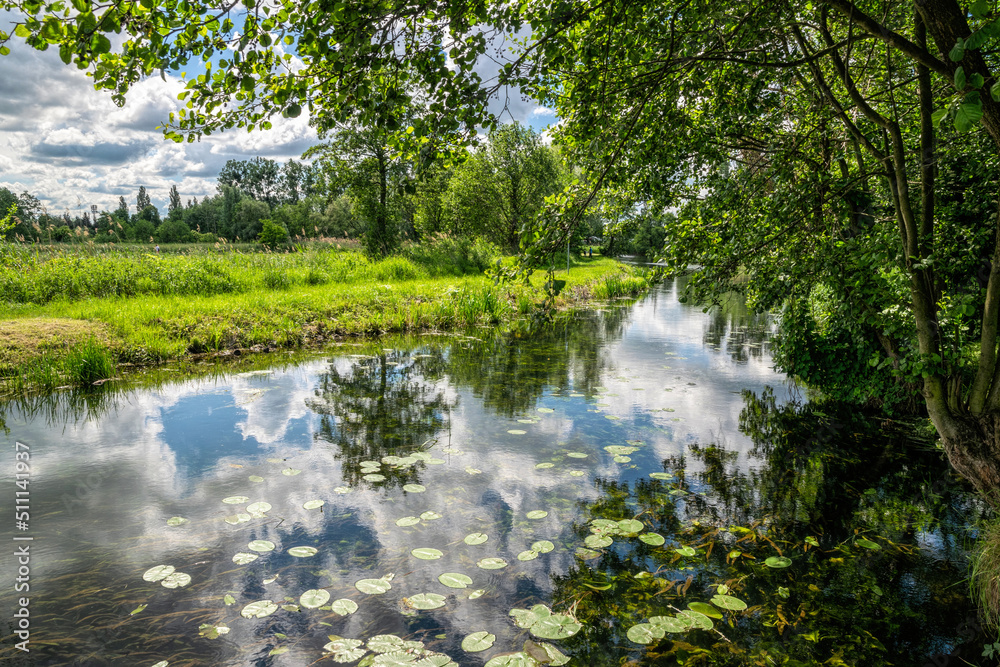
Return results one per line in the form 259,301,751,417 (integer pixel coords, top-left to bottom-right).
0,19,555,216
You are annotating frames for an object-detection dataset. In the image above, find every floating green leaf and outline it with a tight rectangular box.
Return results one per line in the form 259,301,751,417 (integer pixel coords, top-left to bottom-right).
640,533,665,546
303,499,324,510
575,547,601,559
476,557,508,570
531,540,555,553
247,501,271,515
525,641,570,666
517,550,539,561
232,552,258,565
462,631,496,652
857,538,881,550
356,575,393,594
677,610,713,630
627,622,665,644
426,458,446,465
689,601,723,618
199,623,230,639
535,462,555,469
281,468,302,476
240,599,278,618
142,565,175,582
412,547,444,560
605,445,639,455
396,516,421,526
570,470,586,476
248,540,275,552
765,556,792,568
566,452,588,459
151,662,169,667
420,511,443,521
269,646,288,656
613,455,632,463
711,594,748,611
464,532,489,545
403,484,426,493
331,598,359,615
288,546,318,558
584,535,612,549
166,517,188,527
466,467,482,474
649,615,688,633
129,604,147,615
507,429,527,435
406,593,446,610
675,545,697,557
805,536,820,547
300,589,330,609
161,572,191,589
526,510,548,519
537,407,555,413
334,486,352,494
439,572,474,588
468,589,486,599
223,594,236,606
222,495,250,504
484,653,536,667
363,473,386,482
605,415,622,420
649,472,672,480
249,475,264,483
617,519,643,533
324,638,366,662
224,513,251,525
530,614,583,639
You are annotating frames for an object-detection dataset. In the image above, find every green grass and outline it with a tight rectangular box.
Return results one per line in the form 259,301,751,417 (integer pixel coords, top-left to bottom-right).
0,242,653,396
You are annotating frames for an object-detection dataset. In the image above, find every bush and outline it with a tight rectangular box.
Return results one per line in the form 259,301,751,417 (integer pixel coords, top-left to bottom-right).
259,219,289,249
402,235,501,276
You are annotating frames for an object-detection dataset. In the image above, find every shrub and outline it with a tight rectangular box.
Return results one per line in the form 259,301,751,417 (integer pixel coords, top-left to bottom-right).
259,219,289,249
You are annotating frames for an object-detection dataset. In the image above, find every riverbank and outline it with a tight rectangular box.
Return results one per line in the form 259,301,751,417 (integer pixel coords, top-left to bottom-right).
0,244,652,396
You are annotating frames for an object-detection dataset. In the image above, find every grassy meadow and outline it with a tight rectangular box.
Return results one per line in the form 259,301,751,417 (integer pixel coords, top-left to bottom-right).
0,240,653,396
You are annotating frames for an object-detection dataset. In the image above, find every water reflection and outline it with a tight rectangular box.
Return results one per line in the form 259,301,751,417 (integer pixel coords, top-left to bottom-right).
0,279,989,667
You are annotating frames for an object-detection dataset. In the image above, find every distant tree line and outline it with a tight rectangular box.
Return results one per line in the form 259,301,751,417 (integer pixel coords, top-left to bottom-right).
2,122,620,256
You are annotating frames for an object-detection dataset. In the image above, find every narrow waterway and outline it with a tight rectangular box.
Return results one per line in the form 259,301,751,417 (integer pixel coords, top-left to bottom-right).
0,278,987,666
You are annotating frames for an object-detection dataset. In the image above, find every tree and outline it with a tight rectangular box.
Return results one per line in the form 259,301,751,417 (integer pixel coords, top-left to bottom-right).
444,123,561,253
136,186,150,213
218,157,284,208
167,184,182,217
258,218,289,248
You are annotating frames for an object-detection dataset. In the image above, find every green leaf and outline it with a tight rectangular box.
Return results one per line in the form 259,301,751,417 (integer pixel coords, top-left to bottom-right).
14,24,31,38
355,574,393,594
857,538,881,550
241,599,278,618
711,594,748,611
955,66,967,90
971,73,985,89
955,100,983,131
411,547,444,560
331,598,359,615
950,40,965,62
464,532,489,545
764,556,792,568
461,631,496,652
300,589,330,609
438,572,474,588
689,601,723,618
142,565,175,582
406,593,446,610
626,622,665,644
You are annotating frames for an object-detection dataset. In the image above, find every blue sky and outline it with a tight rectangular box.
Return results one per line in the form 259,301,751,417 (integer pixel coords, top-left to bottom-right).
0,20,555,216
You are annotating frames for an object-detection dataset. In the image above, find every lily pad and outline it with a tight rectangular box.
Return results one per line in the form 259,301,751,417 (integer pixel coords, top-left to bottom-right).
537,407,555,413
575,547,602,559
674,545,697,557
129,604,147,615
464,532,489,545
412,547,444,560
224,513,251,525
689,601,723,618
649,615,689,633
426,458,446,465
439,572,474,588
303,499,324,510
166,517,188,527
476,557,508,570
248,540,275,552
362,473,386,482
331,598,359,615
468,589,486,600
525,641,570,666
288,546,318,557
535,462,555,469
248,475,264,483
299,589,330,609
484,654,536,667
517,550,539,561
246,501,271,515
532,540,555,553
334,486,352,494
507,429,527,435
526,510,548,519
462,631,496,652
639,532,665,546
677,610,714,630
627,622,665,644
711,594,748,611
530,613,583,639
142,565,175,582
223,594,236,605
569,470,586,476
198,623,230,639
605,445,639,455
324,638,366,662
420,511,443,521
618,519,643,533
281,468,302,476
584,535,613,549
396,516,421,527
403,484,426,493
466,467,482,474
566,452,588,459
764,556,792,568
649,472,672,480
240,599,278,618
356,575,393,594
613,455,632,463
406,593,446,610
222,495,250,504
232,552,259,565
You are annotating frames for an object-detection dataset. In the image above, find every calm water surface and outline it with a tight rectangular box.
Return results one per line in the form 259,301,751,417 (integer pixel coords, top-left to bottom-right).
0,279,989,666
